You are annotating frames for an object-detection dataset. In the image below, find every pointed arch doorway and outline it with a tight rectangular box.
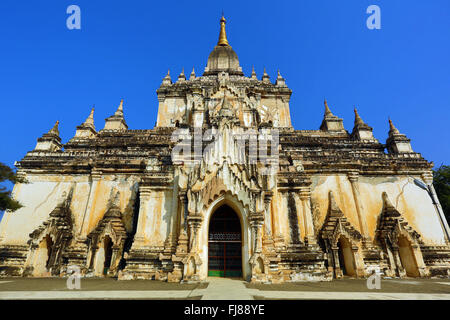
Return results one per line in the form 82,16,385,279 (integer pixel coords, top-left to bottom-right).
208,204,242,278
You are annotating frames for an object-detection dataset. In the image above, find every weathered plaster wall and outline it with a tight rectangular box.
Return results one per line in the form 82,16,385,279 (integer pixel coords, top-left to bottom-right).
0,176,76,244
156,97,186,127
357,176,445,244
0,174,140,245
311,175,360,236
310,175,446,245
138,189,176,247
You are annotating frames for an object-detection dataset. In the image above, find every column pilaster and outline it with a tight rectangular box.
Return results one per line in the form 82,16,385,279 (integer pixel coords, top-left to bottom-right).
132,185,152,247
299,187,316,245
348,172,370,245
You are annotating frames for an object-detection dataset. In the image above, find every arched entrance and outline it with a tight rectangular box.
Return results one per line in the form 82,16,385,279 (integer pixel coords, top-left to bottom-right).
208,205,242,278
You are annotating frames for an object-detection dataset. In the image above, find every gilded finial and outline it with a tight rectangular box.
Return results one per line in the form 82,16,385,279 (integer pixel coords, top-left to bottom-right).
217,14,230,47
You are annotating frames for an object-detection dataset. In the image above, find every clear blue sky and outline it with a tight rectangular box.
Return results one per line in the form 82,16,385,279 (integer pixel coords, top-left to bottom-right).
0,1,449,197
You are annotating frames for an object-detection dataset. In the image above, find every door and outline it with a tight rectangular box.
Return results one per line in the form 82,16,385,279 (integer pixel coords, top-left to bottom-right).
208,205,242,277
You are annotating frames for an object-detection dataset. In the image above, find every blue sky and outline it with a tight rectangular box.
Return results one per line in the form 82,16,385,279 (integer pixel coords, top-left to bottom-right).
0,1,449,209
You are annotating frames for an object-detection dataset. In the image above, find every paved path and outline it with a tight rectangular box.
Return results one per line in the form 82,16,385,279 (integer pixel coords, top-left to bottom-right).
192,277,255,300
0,277,449,300
0,290,193,300
253,291,450,300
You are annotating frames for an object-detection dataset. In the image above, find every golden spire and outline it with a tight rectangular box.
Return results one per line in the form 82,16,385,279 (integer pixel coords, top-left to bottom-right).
217,14,230,47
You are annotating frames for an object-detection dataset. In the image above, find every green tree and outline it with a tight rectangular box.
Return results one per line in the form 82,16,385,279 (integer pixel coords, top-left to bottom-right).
433,164,450,224
0,162,26,212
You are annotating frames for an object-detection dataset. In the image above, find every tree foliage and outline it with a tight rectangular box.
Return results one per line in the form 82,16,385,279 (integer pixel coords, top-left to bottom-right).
0,162,26,212
433,164,450,224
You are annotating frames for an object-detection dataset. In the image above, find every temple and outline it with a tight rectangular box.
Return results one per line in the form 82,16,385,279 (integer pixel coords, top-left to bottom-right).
0,15,449,282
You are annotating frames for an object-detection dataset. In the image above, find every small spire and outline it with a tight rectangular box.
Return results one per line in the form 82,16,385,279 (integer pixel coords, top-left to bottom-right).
324,99,333,116
275,69,286,86
114,99,124,116
388,118,400,135
162,69,172,85
354,107,365,126
251,66,257,79
49,120,60,136
189,67,196,80
83,106,95,127
217,14,230,47
262,68,270,82
177,68,186,82
74,106,96,137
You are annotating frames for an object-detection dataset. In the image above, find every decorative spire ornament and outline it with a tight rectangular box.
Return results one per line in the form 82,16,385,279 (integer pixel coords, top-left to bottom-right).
276,69,286,86
103,99,128,131
354,107,365,126
262,67,270,83
319,99,345,132
177,68,186,82
162,69,172,85
115,99,124,116
388,118,400,135
351,107,375,140
189,67,196,80
217,14,230,46
251,66,257,80
48,120,60,136
81,106,95,129
324,99,333,116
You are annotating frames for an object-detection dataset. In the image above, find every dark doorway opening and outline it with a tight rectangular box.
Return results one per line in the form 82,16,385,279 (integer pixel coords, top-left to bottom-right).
208,205,242,278
337,236,356,277
103,236,113,275
44,235,54,269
